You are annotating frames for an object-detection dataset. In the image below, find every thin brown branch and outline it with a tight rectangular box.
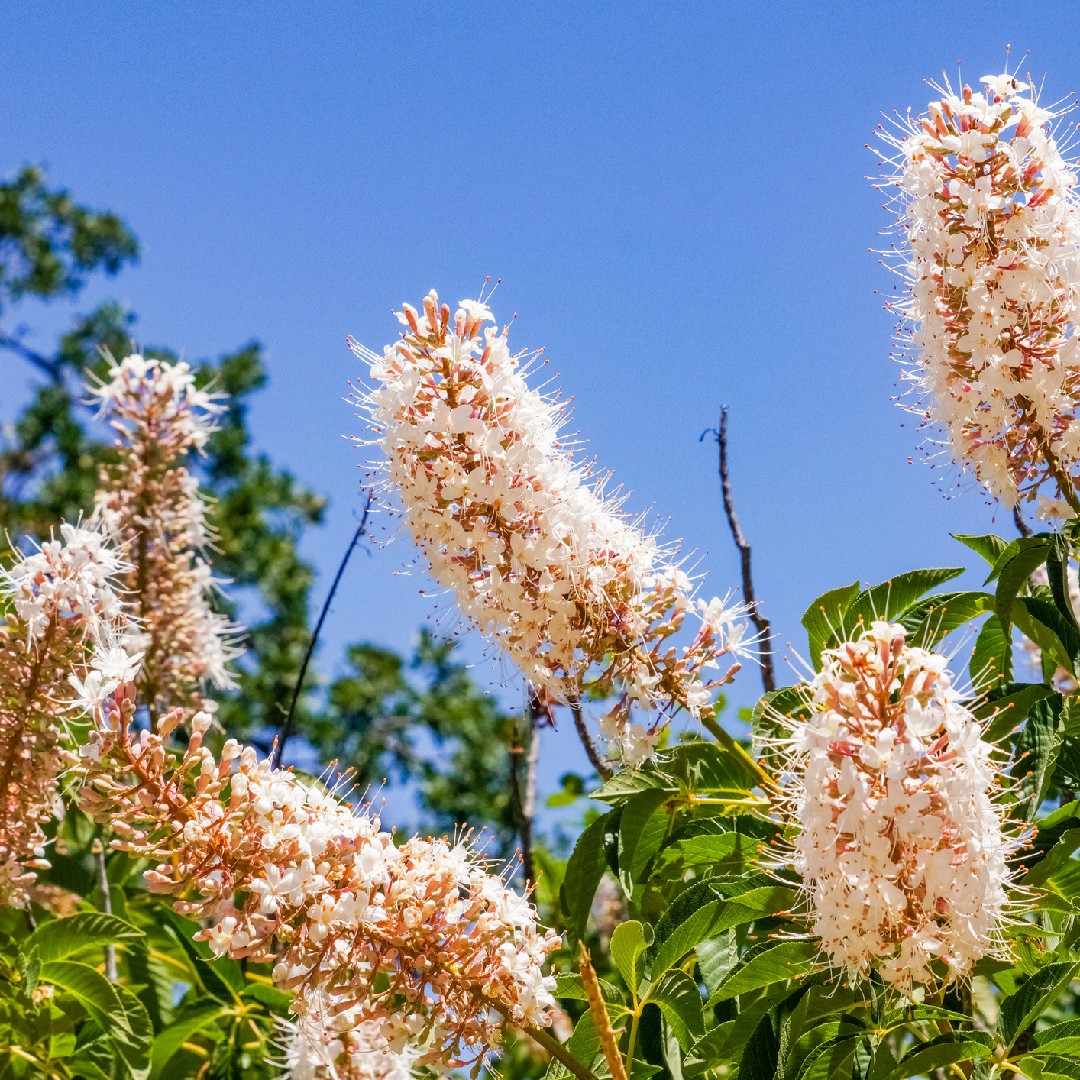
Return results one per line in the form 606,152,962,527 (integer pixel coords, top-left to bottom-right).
0,334,62,381
716,407,775,693
272,492,373,769
93,839,118,982
568,698,613,781
1013,505,1033,538
510,692,545,887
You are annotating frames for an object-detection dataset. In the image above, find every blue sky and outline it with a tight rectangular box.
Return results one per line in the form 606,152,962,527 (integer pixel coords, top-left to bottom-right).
5,2,1080,809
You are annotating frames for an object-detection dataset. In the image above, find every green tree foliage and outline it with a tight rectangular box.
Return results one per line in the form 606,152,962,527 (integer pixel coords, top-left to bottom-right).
0,164,526,843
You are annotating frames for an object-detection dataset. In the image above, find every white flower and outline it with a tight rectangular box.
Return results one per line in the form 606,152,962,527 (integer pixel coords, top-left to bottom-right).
878,71,1080,512
351,291,747,767
775,622,1015,991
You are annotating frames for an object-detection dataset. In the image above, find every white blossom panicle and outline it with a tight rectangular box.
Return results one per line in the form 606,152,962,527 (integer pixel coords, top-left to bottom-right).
278,1008,418,1080
878,71,1080,515
0,522,129,906
77,682,560,1073
351,291,748,766
90,353,240,718
774,621,1014,991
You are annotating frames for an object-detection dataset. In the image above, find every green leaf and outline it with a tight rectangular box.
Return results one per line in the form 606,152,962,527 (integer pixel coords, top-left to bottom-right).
886,1033,992,1080
554,972,626,1007
987,534,1053,584
544,1012,604,1080
796,1036,861,1080
23,912,145,964
611,921,649,997
993,537,1054,643
560,810,615,944
150,1001,228,1078
41,959,153,1078
953,532,1008,567
696,933,737,998
648,969,704,1050
802,580,860,668
619,789,672,890
648,886,795,980
737,1011,780,1080
841,568,965,638
1047,536,1080,633
1034,1018,1080,1051
1015,1053,1080,1080
998,962,1079,1047
977,683,1057,742
664,830,761,871
971,613,1011,690
593,740,757,806
897,590,993,650
1013,595,1080,675
709,940,821,1003
1013,695,1066,818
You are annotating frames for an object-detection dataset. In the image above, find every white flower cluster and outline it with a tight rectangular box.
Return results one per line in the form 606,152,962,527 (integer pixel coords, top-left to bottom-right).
4,522,127,642
90,354,239,713
80,699,560,1072
89,353,224,452
880,71,1080,514
779,621,1012,990
352,291,748,765
279,1010,417,1080
0,522,130,906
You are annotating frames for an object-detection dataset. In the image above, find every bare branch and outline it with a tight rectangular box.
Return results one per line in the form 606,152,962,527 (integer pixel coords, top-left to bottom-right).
510,691,547,887
93,839,118,982
716,407,775,693
1013,505,1033,538
0,334,62,381
569,698,613,781
272,492,374,769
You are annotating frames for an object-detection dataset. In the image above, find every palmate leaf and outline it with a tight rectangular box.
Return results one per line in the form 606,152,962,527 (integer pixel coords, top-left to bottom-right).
23,912,144,965
801,568,964,670
40,959,153,1079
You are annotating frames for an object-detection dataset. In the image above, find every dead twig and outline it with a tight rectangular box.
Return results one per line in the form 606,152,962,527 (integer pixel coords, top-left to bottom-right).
510,691,547,887
710,407,775,693
569,698,613,781
272,492,374,769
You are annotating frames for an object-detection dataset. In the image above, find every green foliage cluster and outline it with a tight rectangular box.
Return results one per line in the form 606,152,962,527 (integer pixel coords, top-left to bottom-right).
7,164,1080,1080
